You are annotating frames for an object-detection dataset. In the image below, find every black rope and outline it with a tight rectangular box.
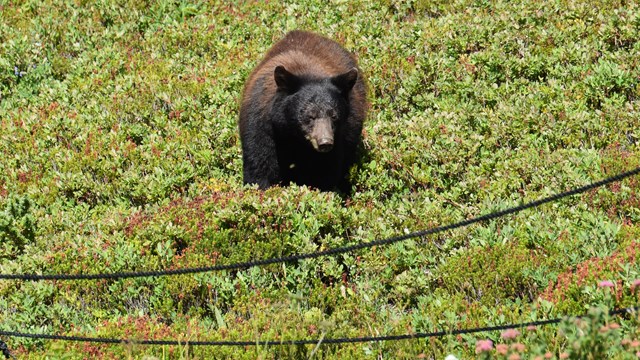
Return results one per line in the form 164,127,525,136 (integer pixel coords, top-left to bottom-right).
0,307,634,347
1,166,638,282
0,338,13,360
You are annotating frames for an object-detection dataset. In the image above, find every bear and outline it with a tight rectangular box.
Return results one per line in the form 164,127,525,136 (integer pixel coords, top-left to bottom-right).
238,30,367,193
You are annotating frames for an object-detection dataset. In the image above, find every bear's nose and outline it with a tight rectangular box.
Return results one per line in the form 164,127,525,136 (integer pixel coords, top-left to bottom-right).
310,117,334,153
317,138,333,153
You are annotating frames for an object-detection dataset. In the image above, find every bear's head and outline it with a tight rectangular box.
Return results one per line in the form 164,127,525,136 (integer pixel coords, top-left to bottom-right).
274,65,358,153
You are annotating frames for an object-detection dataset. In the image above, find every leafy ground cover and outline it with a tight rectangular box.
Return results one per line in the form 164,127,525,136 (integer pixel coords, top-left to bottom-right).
1,0,639,358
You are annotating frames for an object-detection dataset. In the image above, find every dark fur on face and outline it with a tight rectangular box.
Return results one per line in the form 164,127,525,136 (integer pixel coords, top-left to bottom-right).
272,66,357,153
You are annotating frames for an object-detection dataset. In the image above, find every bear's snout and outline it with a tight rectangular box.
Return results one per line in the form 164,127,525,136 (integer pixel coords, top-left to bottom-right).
316,137,333,153
310,118,334,153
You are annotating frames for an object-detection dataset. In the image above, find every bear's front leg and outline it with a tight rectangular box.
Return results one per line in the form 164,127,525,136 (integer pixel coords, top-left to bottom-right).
241,130,281,189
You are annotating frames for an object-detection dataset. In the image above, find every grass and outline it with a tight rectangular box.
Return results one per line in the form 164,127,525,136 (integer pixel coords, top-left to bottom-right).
1,0,640,358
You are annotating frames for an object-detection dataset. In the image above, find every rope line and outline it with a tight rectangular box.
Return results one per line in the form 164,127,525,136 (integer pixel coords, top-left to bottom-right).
0,307,634,347
1,167,638,281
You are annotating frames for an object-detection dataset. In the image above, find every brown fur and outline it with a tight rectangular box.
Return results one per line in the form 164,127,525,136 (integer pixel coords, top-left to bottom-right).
240,30,367,134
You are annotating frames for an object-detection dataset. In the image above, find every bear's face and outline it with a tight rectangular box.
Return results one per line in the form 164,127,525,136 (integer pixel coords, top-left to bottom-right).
274,66,358,153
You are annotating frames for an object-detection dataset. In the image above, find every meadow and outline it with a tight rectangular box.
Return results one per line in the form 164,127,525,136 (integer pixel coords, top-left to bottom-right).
1,0,640,358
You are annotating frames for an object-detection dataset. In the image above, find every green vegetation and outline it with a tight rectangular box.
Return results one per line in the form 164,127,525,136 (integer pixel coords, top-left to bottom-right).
1,0,639,358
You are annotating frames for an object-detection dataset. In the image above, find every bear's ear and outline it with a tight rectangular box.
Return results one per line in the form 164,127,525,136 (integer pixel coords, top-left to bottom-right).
331,68,358,95
274,66,300,93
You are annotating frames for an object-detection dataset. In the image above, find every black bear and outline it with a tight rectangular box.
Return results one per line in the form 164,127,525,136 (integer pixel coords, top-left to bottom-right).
239,30,367,192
